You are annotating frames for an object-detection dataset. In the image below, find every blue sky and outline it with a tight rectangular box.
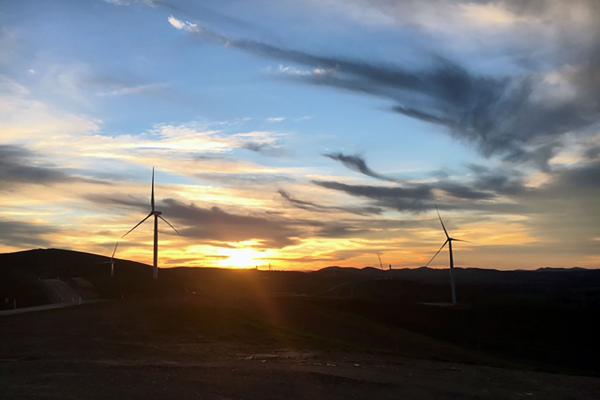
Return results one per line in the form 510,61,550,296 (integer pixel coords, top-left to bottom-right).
1,0,599,269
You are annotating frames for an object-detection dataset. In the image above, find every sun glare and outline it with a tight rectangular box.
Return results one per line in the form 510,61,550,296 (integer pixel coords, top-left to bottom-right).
219,248,267,269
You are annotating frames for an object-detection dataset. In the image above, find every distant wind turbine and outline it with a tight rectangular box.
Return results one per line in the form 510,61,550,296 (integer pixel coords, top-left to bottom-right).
424,207,467,305
121,168,179,280
377,254,384,270
99,241,119,277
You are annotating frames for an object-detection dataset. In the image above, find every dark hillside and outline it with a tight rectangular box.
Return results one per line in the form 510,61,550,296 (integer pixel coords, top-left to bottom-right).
1,248,599,375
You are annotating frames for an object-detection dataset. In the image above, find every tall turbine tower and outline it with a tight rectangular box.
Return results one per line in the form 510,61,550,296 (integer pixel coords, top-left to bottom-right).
425,208,466,305
122,168,179,280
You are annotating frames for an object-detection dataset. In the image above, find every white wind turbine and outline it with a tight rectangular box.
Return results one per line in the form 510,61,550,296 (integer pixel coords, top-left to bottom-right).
121,168,179,280
424,207,467,305
99,241,119,277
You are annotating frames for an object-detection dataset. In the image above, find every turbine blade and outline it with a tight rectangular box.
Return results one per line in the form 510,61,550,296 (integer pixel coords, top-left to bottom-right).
111,241,119,258
436,206,450,239
452,238,470,243
151,167,155,212
159,215,180,235
121,212,152,238
425,239,448,267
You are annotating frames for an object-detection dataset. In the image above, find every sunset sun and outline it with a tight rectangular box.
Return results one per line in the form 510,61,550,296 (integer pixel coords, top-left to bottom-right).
219,248,267,269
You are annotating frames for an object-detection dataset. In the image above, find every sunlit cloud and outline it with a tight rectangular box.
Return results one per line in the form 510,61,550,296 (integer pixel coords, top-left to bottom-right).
168,15,201,33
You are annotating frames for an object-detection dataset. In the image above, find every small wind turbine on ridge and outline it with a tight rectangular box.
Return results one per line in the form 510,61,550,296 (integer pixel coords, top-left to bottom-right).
121,167,179,280
424,207,468,305
99,241,119,277
377,253,384,270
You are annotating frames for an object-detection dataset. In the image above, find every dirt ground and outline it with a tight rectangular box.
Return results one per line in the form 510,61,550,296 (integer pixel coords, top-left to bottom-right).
1,300,599,400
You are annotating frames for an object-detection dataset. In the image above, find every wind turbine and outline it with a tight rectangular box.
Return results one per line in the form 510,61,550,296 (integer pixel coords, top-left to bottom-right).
121,168,179,280
377,254,384,270
99,241,119,277
425,207,467,305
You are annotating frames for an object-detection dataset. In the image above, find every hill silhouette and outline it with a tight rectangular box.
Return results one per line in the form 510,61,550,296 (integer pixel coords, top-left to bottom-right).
2,248,600,308
2,248,600,376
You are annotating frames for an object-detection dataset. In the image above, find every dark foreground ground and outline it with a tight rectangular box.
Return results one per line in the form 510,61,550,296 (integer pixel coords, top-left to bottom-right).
2,297,599,400
2,249,600,399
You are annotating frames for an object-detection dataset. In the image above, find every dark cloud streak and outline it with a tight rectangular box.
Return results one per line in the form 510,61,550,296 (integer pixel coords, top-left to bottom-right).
324,152,399,182
160,198,300,248
0,145,104,188
278,189,383,215
170,8,600,165
0,219,56,248
312,180,435,212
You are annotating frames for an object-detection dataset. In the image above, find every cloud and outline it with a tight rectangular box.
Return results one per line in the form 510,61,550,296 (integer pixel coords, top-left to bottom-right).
312,180,435,212
302,0,528,32
0,219,57,248
311,164,528,212
168,15,201,33
96,82,168,97
241,141,278,154
21,62,169,106
196,172,293,186
103,0,159,6
324,152,399,182
0,75,100,142
278,189,383,215
508,159,600,255
466,163,527,195
161,199,301,247
85,191,396,247
90,195,303,248
0,75,316,192
533,159,600,197
167,4,600,166
236,131,284,155
0,145,102,188
146,125,284,156
0,145,71,185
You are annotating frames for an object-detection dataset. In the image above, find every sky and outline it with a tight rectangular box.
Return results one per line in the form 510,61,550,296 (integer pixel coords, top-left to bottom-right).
1,0,599,270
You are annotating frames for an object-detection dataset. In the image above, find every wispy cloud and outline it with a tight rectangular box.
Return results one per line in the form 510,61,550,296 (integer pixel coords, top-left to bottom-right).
0,75,100,142
103,0,159,6
167,4,600,167
0,145,104,188
0,81,287,166
96,82,168,97
312,180,435,213
278,189,383,216
324,152,399,182
0,219,58,248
